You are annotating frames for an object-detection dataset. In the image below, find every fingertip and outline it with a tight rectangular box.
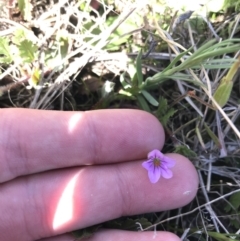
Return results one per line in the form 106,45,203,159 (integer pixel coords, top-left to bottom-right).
86,229,181,241
166,153,199,205
129,152,199,213
38,230,181,241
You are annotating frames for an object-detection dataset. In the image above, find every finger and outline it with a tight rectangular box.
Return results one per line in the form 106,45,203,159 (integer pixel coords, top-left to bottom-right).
85,230,182,241
0,108,164,182
38,230,181,241
0,154,198,240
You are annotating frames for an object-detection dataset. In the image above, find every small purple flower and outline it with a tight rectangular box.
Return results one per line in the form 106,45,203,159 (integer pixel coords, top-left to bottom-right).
142,150,176,183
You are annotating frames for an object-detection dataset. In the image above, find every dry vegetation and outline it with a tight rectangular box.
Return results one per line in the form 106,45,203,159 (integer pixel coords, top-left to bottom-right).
0,0,240,240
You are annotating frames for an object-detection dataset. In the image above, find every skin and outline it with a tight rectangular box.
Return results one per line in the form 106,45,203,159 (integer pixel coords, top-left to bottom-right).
0,108,199,241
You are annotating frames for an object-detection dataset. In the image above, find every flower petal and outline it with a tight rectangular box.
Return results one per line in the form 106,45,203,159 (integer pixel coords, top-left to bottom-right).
142,160,154,171
162,155,176,168
143,150,176,183
147,149,161,159
148,167,161,183
161,167,173,179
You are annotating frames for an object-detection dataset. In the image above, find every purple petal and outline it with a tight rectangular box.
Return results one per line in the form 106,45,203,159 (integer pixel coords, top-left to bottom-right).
148,167,161,183
161,167,173,179
142,160,154,171
147,149,162,159
142,150,176,183
162,155,176,168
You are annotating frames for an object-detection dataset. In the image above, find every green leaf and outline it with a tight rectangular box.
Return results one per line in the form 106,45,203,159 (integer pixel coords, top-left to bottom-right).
12,28,38,48
203,122,221,148
169,73,204,86
131,72,138,88
213,56,239,109
105,16,141,49
144,72,168,87
155,96,177,126
136,49,143,86
120,72,131,89
29,68,41,88
18,0,32,21
208,231,239,241
12,29,26,45
59,37,69,60
137,95,151,112
174,145,197,158
141,90,159,106
156,96,168,115
186,39,217,62
144,72,204,90
213,76,233,109
175,39,240,71
229,192,240,210
0,37,13,64
162,46,193,73
191,46,240,66
18,40,38,63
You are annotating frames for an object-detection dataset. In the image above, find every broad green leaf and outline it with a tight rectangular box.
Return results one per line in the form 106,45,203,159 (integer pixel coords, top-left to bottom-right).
12,28,38,46
141,90,159,106
12,29,26,45
213,77,233,109
137,95,151,112
120,73,131,89
213,55,240,109
229,191,240,209
0,37,13,64
136,49,143,86
18,40,38,63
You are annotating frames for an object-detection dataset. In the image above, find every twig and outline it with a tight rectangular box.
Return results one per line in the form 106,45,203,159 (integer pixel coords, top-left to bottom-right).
142,188,240,231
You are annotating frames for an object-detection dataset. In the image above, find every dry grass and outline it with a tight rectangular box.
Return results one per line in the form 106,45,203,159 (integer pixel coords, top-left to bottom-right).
0,0,240,240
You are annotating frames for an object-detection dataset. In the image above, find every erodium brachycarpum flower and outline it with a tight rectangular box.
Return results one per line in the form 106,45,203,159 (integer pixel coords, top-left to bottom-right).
142,149,176,183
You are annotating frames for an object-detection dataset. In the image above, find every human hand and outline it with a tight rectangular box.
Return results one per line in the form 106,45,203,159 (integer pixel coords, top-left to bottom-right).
0,108,198,241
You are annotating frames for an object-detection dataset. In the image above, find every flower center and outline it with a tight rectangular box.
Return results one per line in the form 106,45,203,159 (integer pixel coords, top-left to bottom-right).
153,158,161,167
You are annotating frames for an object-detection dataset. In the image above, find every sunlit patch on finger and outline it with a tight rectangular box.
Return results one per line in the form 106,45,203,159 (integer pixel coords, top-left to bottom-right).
53,172,80,230
68,113,83,133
